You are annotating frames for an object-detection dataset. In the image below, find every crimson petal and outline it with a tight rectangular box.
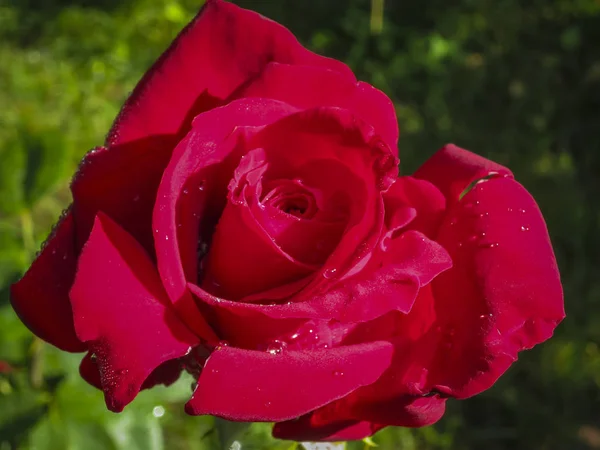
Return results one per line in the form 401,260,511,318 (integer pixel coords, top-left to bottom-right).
107,0,353,146
71,136,176,256
237,62,398,149
10,210,85,352
273,417,385,442
416,144,564,398
70,213,198,412
185,341,393,422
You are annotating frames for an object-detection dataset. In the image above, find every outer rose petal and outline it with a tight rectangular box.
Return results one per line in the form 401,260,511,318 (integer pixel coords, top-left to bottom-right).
10,211,85,352
80,353,183,392
416,144,564,398
237,62,398,149
185,341,393,422
383,176,446,239
273,418,385,442
70,213,198,412
413,144,512,203
273,395,445,441
71,136,176,255
108,0,354,146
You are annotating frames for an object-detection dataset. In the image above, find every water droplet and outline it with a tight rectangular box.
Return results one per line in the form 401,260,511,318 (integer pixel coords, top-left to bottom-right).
62,254,68,260
154,229,159,234
165,235,169,241
90,353,97,362
333,370,344,377
266,340,287,355
210,368,219,374
183,189,189,195
198,184,205,191
215,340,229,350
507,207,513,212
521,226,529,231
518,208,526,213
152,406,165,418
479,212,489,218
133,195,140,202
479,242,499,248
323,268,337,279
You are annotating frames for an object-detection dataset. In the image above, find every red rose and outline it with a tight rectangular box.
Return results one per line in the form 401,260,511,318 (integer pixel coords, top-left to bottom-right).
10,0,564,442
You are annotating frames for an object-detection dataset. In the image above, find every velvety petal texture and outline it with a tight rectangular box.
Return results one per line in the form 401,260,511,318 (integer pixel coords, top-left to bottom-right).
185,342,394,421
107,0,355,146
10,211,85,352
70,213,198,411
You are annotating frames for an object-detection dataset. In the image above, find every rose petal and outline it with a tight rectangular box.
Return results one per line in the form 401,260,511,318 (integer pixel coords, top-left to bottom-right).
427,175,564,398
202,187,315,299
384,176,446,239
415,144,564,398
71,136,176,256
70,213,199,412
237,62,398,149
153,98,297,334
80,353,183,392
107,0,354,146
298,231,452,322
273,417,385,442
185,341,393,421
10,210,85,352
413,144,512,203
272,394,445,441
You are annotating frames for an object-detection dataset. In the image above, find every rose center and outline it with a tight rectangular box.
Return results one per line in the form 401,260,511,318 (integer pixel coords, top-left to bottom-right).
261,180,318,219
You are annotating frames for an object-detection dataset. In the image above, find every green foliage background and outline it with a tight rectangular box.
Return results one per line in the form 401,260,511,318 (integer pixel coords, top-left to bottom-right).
0,0,598,448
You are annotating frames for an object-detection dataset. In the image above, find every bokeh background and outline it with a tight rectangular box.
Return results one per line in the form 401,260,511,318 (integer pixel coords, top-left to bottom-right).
0,0,599,448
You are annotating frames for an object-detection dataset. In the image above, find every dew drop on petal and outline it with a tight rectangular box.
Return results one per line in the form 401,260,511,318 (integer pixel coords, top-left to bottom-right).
323,268,337,279
266,340,287,355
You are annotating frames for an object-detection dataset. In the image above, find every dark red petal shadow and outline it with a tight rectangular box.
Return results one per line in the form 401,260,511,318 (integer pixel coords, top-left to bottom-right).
71,136,176,256
273,417,385,442
107,0,354,146
80,352,183,392
10,210,85,352
185,341,393,422
70,213,198,412
273,395,445,441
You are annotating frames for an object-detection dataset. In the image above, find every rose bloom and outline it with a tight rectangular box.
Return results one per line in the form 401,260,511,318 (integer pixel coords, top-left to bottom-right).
11,0,564,442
